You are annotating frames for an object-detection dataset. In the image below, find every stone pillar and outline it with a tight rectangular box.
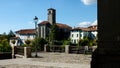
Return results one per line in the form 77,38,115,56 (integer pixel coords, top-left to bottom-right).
24,47,31,58
41,26,43,38
44,26,46,39
12,46,15,59
65,45,69,54
44,45,47,52
91,0,120,68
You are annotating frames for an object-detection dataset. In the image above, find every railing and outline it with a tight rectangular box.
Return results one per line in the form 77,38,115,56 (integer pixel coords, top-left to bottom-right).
69,46,78,53
12,46,31,58
15,46,24,55
50,45,64,52
44,45,94,54
69,46,93,54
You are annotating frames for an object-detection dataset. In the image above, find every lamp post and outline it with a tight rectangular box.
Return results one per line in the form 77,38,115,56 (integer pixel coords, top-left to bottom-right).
34,16,38,57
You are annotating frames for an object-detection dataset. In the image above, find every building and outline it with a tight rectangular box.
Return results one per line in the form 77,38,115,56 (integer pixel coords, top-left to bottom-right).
9,37,22,46
10,29,35,46
13,8,72,46
70,25,97,44
38,8,72,40
88,25,97,37
14,29,36,44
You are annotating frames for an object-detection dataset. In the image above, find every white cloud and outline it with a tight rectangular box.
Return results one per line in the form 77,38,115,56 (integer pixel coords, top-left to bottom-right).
78,19,97,27
38,20,42,23
81,0,97,5
28,20,42,25
91,19,97,25
78,21,91,27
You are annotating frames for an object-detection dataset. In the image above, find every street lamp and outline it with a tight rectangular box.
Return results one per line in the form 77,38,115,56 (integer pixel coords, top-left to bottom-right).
34,16,38,57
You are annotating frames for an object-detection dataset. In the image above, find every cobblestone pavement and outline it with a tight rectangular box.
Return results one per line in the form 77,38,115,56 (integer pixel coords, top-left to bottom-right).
31,52,91,64
0,52,91,68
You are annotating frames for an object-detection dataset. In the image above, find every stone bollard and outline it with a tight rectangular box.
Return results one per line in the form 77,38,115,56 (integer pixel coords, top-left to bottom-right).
65,45,69,54
24,47,31,58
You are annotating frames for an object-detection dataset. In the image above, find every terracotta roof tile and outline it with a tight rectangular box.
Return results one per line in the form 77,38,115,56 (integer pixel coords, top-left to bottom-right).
56,23,72,30
38,21,50,25
88,25,97,31
16,29,35,34
38,21,72,30
72,25,97,32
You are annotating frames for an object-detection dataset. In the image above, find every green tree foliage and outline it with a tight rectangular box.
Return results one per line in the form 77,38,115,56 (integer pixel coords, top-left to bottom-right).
57,29,65,41
49,24,68,45
0,33,12,52
31,38,47,51
49,24,59,45
25,40,31,46
7,30,15,41
63,40,71,46
8,30,15,37
11,40,16,44
78,36,97,47
62,40,71,49
37,38,47,46
0,39,11,52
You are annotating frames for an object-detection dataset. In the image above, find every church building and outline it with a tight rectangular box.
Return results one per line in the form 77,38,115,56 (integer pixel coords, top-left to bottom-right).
38,8,72,40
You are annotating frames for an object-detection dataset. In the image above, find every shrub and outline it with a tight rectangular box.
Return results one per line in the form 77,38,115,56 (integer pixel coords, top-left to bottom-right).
11,40,16,44
0,39,11,52
62,40,71,48
25,40,31,46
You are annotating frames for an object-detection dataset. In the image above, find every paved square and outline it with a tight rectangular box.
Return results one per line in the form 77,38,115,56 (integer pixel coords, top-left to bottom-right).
0,52,91,68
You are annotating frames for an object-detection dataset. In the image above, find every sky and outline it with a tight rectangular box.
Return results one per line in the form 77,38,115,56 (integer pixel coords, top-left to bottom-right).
0,0,97,34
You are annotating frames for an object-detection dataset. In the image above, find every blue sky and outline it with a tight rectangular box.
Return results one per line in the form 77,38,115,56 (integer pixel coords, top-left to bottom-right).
0,0,97,34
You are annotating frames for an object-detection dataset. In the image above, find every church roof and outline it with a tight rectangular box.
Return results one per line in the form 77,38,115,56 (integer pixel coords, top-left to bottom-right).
38,21,50,25
16,29,35,34
56,23,72,30
38,21,72,30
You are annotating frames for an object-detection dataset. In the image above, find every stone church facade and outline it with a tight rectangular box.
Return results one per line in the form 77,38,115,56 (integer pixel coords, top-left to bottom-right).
38,8,72,40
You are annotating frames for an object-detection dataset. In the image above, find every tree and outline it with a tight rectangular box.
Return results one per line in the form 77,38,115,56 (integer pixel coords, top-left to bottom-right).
7,30,15,41
8,30,15,37
38,38,47,46
57,29,65,41
49,24,59,45
0,39,11,52
35,38,47,51
0,33,13,52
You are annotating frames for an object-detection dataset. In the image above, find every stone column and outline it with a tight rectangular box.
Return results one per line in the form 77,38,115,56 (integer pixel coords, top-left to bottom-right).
65,45,69,54
12,46,15,59
43,26,46,39
24,47,31,58
44,45,47,52
91,0,120,68
41,26,43,37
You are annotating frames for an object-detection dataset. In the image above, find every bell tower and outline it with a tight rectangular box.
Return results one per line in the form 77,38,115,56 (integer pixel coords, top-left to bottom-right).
48,8,56,25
